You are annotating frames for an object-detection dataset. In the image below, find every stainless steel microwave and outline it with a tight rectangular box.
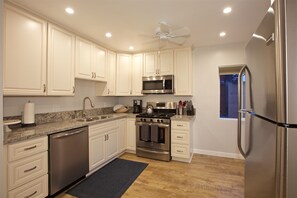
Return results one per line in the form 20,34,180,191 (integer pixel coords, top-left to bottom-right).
142,75,174,94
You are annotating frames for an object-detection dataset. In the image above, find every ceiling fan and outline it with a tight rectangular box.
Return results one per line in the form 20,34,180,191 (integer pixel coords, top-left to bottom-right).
144,21,191,48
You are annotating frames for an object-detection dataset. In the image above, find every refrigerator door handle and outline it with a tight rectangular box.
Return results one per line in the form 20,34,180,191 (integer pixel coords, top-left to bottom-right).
237,65,252,158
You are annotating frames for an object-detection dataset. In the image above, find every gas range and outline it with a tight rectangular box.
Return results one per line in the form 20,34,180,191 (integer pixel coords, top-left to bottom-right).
136,113,175,124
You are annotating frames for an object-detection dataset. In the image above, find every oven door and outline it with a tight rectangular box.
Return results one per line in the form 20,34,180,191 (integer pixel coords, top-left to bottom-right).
136,121,170,151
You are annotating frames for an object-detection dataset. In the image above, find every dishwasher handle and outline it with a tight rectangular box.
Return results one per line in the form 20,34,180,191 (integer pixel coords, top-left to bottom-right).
52,129,86,139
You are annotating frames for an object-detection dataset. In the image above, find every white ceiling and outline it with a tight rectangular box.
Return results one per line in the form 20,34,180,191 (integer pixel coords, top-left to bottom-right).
8,0,271,52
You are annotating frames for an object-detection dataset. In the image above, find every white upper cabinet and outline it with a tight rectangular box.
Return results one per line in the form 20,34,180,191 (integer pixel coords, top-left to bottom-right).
3,5,47,96
143,50,174,77
47,24,75,96
174,47,193,96
75,37,107,82
132,53,143,96
105,50,117,95
93,45,107,81
116,54,132,96
159,50,174,75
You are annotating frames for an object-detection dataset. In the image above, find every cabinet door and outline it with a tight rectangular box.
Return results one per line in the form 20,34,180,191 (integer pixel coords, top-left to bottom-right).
75,37,93,80
143,52,158,76
126,118,136,151
93,45,107,82
159,50,174,75
132,53,143,96
106,51,116,95
4,5,46,95
47,24,75,96
174,48,193,96
116,54,132,96
118,119,127,153
89,133,106,171
105,129,118,160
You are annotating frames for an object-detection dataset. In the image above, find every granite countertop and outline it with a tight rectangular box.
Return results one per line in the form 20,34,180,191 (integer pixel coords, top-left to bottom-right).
4,113,137,145
171,115,196,121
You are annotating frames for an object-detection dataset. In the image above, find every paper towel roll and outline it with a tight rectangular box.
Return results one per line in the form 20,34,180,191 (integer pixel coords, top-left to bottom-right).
23,101,35,124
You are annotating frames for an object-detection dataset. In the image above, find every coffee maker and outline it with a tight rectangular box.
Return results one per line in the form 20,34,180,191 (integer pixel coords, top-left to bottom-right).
133,100,142,114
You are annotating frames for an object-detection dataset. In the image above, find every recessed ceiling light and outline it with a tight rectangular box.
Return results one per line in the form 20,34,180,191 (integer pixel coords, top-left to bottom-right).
220,32,226,37
129,46,134,50
223,7,232,14
65,7,74,15
105,32,112,38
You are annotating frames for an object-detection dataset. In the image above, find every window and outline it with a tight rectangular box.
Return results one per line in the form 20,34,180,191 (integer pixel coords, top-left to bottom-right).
219,66,245,119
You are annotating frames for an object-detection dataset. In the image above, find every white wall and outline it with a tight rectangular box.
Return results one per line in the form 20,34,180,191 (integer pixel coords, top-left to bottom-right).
192,43,246,158
0,0,4,196
3,79,119,116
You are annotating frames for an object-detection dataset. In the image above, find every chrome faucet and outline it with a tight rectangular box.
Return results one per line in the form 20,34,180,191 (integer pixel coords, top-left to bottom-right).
82,97,95,118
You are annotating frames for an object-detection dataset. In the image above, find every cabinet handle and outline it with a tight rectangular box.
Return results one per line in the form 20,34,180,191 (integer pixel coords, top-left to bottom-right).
108,89,110,94
24,145,37,151
177,150,183,153
130,90,132,95
177,136,183,138
177,124,184,127
73,86,75,94
107,134,109,140
94,72,97,78
24,190,37,198
24,166,37,173
104,135,106,141
43,84,46,93
92,72,94,78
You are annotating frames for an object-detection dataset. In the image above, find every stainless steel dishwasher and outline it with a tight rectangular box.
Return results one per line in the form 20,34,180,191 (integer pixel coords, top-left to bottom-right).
49,126,89,196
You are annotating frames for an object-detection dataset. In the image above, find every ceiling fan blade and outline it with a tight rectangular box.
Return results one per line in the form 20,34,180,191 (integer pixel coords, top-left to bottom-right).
170,27,191,37
159,21,171,33
168,37,187,45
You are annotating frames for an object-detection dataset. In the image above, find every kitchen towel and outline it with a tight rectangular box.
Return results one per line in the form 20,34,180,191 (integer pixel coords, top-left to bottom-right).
150,125,159,143
140,124,150,141
23,101,35,124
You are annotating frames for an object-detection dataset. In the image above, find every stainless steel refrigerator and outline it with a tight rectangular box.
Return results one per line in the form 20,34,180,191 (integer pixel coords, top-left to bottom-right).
237,0,297,197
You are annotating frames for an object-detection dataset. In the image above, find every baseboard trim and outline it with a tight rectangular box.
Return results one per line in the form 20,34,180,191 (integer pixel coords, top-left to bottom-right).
193,149,244,159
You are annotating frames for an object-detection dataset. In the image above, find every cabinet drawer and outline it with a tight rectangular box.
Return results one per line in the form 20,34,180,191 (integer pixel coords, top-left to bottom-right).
8,136,48,162
171,121,189,130
8,152,48,190
171,131,189,144
171,144,189,158
8,174,48,198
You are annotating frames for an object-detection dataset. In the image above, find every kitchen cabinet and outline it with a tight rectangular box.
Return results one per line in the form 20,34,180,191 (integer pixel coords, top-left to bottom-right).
126,118,136,152
116,54,132,95
118,118,127,153
105,50,117,96
174,47,193,96
89,121,119,171
75,36,107,82
4,136,48,198
47,24,75,96
3,5,47,96
143,50,174,76
171,120,193,163
132,53,143,95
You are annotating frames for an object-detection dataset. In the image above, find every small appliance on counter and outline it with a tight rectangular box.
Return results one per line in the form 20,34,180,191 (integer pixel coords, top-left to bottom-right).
22,101,36,127
133,99,142,114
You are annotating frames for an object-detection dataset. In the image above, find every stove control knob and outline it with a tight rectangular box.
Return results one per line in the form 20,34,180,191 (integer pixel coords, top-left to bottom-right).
157,119,160,122
150,119,153,122
161,120,163,123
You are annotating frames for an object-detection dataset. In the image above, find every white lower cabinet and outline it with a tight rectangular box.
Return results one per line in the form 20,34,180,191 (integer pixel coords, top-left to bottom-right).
89,120,120,171
5,136,48,198
171,120,193,163
126,118,136,152
118,118,127,153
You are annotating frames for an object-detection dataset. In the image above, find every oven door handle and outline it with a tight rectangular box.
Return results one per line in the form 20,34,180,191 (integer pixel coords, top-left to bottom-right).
135,122,169,128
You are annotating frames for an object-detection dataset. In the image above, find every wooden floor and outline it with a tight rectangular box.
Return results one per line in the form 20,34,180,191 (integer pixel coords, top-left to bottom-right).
60,153,244,198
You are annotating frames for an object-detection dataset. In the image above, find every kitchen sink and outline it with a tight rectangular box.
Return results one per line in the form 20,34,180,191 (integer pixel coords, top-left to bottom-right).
76,115,113,122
